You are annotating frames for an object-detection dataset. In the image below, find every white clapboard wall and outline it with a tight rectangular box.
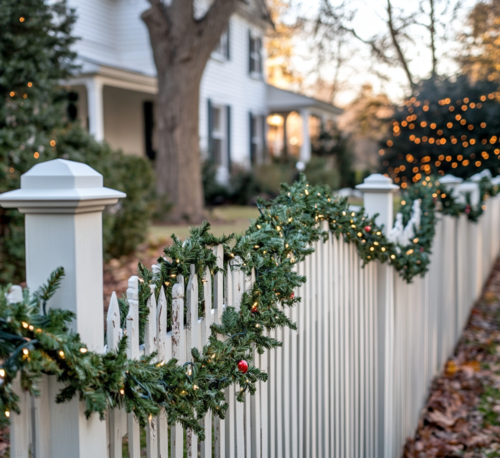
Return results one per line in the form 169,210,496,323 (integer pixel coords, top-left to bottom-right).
8,193,500,458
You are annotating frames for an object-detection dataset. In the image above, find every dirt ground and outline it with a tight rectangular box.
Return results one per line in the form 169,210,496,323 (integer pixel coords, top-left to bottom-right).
404,257,500,457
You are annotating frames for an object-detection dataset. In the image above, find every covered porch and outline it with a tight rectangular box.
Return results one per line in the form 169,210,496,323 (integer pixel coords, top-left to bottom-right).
265,84,343,163
64,60,158,158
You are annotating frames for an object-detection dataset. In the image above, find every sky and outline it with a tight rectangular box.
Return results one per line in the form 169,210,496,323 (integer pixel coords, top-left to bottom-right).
286,0,478,107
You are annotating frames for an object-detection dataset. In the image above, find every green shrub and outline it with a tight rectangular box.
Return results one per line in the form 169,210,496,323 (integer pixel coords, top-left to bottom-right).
202,160,229,206
304,156,340,190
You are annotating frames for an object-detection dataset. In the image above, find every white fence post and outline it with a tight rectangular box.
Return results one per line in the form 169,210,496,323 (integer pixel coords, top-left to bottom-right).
356,173,398,458
0,159,125,458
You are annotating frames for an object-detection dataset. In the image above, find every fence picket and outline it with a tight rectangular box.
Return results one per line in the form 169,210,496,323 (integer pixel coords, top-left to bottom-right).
201,266,213,458
144,284,159,458
171,275,185,458
213,245,225,458
186,265,199,457
155,286,169,458
126,276,141,458
107,292,124,458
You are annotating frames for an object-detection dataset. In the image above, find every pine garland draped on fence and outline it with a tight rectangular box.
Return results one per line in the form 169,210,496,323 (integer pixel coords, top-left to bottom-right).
0,175,497,438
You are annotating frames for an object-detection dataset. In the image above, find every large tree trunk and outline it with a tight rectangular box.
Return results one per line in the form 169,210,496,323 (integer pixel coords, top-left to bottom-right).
142,0,237,222
155,64,204,222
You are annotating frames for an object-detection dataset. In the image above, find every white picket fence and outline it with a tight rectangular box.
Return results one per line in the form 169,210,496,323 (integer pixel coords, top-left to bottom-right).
2,159,500,458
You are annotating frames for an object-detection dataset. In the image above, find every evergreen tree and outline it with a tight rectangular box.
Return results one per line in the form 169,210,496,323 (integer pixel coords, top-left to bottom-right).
0,0,77,282
381,76,500,187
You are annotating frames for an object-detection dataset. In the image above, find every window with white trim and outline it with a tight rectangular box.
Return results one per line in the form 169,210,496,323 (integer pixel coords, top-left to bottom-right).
250,113,263,165
249,34,262,75
211,105,226,167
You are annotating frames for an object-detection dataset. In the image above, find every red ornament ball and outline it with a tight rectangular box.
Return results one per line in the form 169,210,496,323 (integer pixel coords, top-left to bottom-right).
238,360,249,374
290,292,295,300
364,225,372,232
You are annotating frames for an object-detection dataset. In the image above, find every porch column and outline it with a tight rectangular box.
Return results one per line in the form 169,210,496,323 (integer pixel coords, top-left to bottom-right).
282,113,289,158
85,78,104,141
300,108,311,163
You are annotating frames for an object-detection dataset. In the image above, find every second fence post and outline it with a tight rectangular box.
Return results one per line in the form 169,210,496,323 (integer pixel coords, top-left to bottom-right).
357,173,399,458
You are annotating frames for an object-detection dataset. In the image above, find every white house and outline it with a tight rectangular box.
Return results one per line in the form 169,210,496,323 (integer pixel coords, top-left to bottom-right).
65,0,342,180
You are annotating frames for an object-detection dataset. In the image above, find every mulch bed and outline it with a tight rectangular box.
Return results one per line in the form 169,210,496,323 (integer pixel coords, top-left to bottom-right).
404,257,500,457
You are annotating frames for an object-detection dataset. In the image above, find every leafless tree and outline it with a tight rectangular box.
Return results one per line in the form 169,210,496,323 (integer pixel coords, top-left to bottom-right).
311,0,463,96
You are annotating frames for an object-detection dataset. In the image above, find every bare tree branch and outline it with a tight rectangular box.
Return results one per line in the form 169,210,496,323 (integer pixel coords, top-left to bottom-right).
385,0,414,89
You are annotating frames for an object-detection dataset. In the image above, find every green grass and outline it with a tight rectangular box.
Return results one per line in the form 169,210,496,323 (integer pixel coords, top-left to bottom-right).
149,206,260,244
149,196,404,246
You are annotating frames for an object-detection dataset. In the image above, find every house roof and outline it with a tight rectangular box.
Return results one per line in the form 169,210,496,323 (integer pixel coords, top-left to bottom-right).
237,0,273,28
266,85,344,117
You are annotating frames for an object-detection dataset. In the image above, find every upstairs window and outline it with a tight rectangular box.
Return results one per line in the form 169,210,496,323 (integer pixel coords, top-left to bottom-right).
249,33,262,76
212,106,225,166
208,100,231,174
213,28,230,60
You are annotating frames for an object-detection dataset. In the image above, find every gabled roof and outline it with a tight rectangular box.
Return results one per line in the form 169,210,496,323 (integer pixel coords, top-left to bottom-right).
266,85,344,116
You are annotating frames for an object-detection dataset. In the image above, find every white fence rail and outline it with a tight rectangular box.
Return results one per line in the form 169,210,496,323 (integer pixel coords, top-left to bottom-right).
2,159,500,458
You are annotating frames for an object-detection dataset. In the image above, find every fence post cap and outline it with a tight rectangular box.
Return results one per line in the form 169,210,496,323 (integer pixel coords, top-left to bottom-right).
355,173,399,193
0,159,126,214
440,174,463,185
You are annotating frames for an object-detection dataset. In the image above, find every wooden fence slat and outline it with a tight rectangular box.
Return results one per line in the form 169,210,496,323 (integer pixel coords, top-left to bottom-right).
186,265,199,457
156,286,169,458
213,245,225,458
201,266,213,458
171,275,185,458
290,263,299,458
321,221,330,458
10,375,31,458
7,286,31,458
126,276,141,458
145,285,159,458
232,259,245,457
107,292,124,458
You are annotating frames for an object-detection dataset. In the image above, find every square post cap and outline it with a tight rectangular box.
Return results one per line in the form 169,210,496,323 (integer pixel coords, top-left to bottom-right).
0,159,126,214
355,173,399,193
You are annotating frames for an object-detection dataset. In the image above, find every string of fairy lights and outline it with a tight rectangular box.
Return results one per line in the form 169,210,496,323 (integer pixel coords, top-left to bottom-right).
379,93,500,187
7,78,56,164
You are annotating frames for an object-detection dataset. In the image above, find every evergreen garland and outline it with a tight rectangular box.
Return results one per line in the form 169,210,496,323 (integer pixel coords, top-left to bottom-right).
0,175,497,438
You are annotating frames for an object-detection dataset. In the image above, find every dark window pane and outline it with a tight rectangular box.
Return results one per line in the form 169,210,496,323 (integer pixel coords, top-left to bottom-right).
213,139,223,165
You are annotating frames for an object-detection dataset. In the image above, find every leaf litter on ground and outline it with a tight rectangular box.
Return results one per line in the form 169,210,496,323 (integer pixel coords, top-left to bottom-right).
404,257,500,457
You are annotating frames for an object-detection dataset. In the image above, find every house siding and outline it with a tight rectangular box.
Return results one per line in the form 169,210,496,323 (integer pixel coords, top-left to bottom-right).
69,0,156,76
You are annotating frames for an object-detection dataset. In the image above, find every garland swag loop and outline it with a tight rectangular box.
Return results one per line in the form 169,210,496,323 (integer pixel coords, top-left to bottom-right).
0,174,497,438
